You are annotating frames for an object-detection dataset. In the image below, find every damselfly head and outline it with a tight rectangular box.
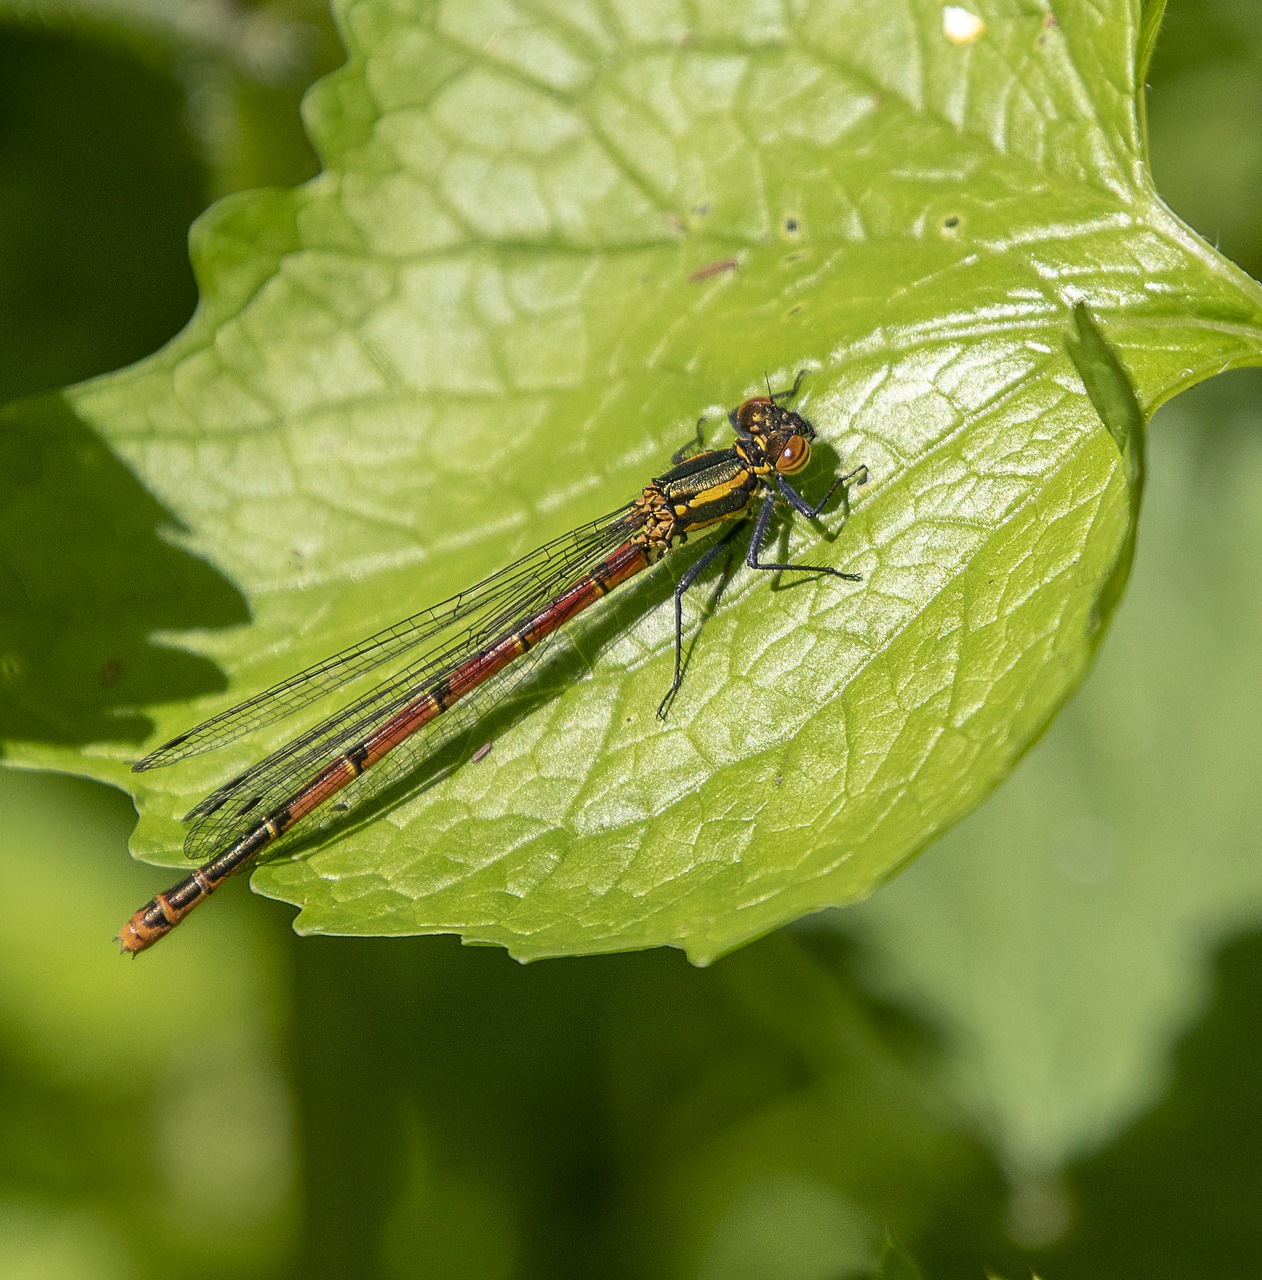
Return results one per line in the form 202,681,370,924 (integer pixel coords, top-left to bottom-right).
737,397,817,475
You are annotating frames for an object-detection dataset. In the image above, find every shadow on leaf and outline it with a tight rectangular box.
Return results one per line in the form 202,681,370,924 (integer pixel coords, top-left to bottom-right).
0,392,247,748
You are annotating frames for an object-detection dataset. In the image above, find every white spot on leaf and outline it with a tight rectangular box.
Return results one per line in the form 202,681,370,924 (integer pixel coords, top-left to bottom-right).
942,5,986,44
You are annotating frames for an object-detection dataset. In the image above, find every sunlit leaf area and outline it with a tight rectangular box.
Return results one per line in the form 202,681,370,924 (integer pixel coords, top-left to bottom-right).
2,0,1261,1274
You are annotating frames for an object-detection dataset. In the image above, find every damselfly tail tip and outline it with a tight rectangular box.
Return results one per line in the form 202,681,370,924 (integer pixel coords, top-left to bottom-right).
116,901,165,955
116,922,143,955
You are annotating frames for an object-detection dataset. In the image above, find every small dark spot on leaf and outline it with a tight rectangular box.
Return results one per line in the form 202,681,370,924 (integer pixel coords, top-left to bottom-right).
943,214,961,229
783,216,799,233
100,659,123,687
786,304,804,318
691,204,710,218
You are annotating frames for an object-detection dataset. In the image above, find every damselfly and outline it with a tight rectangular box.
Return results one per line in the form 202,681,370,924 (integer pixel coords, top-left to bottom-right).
119,376,868,953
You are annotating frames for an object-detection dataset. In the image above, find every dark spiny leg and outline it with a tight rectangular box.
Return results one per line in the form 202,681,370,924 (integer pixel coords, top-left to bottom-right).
746,490,861,581
777,464,869,520
672,415,709,465
657,523,743,720
770,368,809,403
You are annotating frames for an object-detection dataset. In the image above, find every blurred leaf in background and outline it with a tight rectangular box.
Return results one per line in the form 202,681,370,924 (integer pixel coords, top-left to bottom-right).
0,20,203,403
1144,0,1262,281
0,769,296,1278
1,1,1262,1278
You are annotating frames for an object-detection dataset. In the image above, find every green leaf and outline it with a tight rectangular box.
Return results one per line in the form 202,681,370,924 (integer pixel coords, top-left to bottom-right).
6,0,1262,960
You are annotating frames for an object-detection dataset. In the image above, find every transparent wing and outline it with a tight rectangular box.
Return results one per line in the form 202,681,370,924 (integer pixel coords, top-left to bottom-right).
135,508,633,772
173,507,638,863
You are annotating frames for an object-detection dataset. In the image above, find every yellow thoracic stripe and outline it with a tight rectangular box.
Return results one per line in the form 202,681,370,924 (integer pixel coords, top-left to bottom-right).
679,471,753,512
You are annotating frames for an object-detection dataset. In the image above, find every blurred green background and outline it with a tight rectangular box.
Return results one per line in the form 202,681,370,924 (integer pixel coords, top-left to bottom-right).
2,2,1261,1276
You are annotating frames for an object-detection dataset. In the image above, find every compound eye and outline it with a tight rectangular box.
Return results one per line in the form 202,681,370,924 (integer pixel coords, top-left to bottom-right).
776,434,811,474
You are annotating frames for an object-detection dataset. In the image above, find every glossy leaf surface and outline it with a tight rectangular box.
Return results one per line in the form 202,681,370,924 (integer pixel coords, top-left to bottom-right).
7,0,1262,960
